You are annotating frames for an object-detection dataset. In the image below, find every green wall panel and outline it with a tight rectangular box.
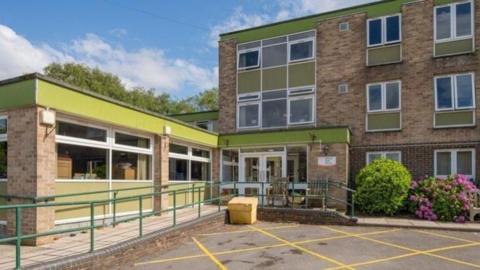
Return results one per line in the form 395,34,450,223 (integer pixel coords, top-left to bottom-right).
0,79,36,110
0,182,6,221
219,127,350,147
37,80,218,147
367,112,401,131
237,70,261,93
262,67,287,91
367,44,402,66
170,111,219,122
55,182,110,221
435,39,474,57
435,111,474,127
111,182,153,214
288,62,315,88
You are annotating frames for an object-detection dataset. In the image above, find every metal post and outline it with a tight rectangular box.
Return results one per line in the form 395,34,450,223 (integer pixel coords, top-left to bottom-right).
351,196,355,218
233,182,237,198
15,207,21,270
198,187,201,218
173,190,176,226
113,192,117,227
90,202,95,252
291,181,295,208
217,184,221,212
261,182,264,208
325,178,329,210
192,183,195,208
139,196,143,237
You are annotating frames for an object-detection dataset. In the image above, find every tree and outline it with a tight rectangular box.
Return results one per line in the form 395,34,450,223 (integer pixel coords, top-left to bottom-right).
43,63,218,114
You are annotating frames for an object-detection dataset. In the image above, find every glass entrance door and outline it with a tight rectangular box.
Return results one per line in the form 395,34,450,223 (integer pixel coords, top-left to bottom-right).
239,152,286,197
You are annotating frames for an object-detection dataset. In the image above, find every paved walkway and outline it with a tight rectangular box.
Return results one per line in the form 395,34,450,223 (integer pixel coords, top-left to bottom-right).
0,205,222,270
358,217,480,232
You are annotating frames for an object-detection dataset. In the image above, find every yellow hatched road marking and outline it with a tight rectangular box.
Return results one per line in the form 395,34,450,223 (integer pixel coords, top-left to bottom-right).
199,224,300,236
192,237,228,270
248,225,355,270
324,226,480,269
413,229,477,244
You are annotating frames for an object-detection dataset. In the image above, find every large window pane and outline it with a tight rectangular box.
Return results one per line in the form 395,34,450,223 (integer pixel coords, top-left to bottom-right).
191,161,210,181
0,118,6,134
115,132,150,149
367,153,382,164
222,150,238,182
290,98,313,124
457,151,473,176
456,74,473,108
238,50,259,69
112,151,151,180
436,6,451,40
169,158,188,180
57,143,108,179
386,16,400,42
262,99,287,128
287,146,307,182
386,82,400,110
262,44,287,67
170,143,188,155
368,84,382,111
239,104,259,127
192,148,210,158
436,152,452,175
385,152,401,162
0,142,6,179
289,40,313,61
436,77,453,109
57,121,107,142
456,2,472,37
368,19,382,45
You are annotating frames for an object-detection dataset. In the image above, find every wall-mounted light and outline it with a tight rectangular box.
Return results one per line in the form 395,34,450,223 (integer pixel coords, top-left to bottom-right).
40,108,55,126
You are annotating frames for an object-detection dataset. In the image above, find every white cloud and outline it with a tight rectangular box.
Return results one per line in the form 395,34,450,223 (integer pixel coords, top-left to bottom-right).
0,24,217,94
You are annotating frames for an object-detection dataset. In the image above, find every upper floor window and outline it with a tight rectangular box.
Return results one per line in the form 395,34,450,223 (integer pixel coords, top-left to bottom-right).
435,73,475,111
238,93,261,129
367,14,401,47
238,41,261,70
435,1,473,42
0,117,6,180
288,31,315,62
0,118,6,135
288,88,314,125
367,81,401,112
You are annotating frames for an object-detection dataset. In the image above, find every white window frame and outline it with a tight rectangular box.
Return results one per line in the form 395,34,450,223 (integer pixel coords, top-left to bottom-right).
434,72,476,111
113,130,153,155
168,142,212,182
288,37,315,63
366,151,402,165
287,93,315,125
0,116,7,182
434,0,474,43
366,80,402,113
434,149,475,179
237,47,261,70
367,14,402,47
237,99,261,130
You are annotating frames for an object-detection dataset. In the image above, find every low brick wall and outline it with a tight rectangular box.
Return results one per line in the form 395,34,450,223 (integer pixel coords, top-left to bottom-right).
27,211,226,270
257,207,357,225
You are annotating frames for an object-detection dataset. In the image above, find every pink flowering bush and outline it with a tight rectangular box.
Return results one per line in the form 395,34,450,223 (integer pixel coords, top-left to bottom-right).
408,175,478,222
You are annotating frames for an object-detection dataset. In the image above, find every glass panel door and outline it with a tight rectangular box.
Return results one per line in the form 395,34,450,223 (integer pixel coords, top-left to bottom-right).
265,156,283,182
244,157,260,182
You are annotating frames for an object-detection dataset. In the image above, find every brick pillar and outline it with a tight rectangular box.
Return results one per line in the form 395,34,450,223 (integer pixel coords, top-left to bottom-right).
154,135,169,213
6,107,56,245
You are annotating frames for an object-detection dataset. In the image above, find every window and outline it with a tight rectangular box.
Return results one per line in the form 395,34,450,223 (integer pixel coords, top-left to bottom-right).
222,150,239,182
262,43,287,68
367,81,401,112
367,151,401,164
289,88,314,125
57,143,108,180
435,149,475,179
367,14,401,47
114,132,150,149
238,102,260,128
435,1,473,41
238,49,260,69
287,146,307,182
0,117,6,179
289,40,314,62
169,143,211,181
112,151,151,180
435,73,475,111
57,121,107,142
262,90,287,128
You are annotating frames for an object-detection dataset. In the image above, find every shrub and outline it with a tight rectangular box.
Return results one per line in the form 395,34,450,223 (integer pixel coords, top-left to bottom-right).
408,175,478,222
355,159,412,215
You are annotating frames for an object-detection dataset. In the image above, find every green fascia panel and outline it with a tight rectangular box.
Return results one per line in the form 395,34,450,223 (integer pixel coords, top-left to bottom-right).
435,39,474,57
288,62,315,88
367,44,402,66
0,181,6,221
434,0,461,5
0,79,36,110
55,182,110,220
111,182,153,213
218,127,350,147
435,111,474,127
262,67,287,91
221,0,417,43
238,70,261,93
367,112,401,130
36,80,218,147
171,111,219,122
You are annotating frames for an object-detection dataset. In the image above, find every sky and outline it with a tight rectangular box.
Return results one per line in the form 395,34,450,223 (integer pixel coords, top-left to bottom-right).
0,0,376,98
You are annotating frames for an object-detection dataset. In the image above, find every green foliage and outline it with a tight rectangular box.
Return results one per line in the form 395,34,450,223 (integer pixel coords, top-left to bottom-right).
355,159,412,215
43,63,218,114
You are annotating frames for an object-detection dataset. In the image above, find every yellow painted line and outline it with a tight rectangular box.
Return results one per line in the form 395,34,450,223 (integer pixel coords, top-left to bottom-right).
199,224,300,236
135,228,399,266
248,225,355,270
192,237,228,270
413,229,477,244
324,226,480,269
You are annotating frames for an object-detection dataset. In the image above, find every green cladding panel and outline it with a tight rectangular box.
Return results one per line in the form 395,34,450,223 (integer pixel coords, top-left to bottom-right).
111,182,153,214
435,39,474,57
171,111,219,122
367,112,401,131
0,79,36,110
367,44,402,66
0,181,6,221
435,111,474,127
219,127,350,147
288,62,315,88
238,70,261,93
262,67,287,91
